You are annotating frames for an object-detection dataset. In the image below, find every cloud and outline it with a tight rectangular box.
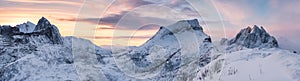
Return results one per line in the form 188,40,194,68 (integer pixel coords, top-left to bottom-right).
212,0,300,51
0,0,82,15
120,0,153,7
99,11,128,25
3,0,299,47
213,0,251,24
4,0,83,6
56,10,172,30
84,36,152,39
268,0,300,24
53,0,199,31
102,0,153,15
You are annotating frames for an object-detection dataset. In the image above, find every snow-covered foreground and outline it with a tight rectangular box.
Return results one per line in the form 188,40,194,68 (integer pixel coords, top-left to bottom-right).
219,48,300,81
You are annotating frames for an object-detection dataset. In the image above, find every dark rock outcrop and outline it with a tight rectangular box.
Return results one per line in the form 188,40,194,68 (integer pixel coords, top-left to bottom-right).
0,17,63,46
34,17,63,44
187,19,203,31
229,25,278,48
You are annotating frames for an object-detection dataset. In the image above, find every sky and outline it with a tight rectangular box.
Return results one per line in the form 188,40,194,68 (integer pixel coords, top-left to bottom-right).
0,0,299,51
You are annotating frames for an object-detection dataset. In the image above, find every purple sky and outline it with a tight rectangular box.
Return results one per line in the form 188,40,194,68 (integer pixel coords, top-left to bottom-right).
0,0,299,51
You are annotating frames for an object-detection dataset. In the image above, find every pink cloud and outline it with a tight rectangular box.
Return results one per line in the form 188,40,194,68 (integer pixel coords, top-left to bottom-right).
213,0,251,25
5,0,83,6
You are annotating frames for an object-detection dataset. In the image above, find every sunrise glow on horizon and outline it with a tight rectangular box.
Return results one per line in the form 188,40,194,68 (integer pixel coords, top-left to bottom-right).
1,0,299,48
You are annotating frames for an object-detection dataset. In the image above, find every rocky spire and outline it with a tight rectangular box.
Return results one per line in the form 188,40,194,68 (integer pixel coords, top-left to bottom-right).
229,25,278,48
187,19,203,30
34,17,51,32
35,17,63,44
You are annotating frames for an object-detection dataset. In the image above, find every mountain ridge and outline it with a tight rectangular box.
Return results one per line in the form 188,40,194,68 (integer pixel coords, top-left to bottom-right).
0,17,63,46
228,25,278,48
0,17,299,81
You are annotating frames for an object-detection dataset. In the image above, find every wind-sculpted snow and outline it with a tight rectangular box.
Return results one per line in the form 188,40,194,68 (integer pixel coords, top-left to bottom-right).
217,48,300,81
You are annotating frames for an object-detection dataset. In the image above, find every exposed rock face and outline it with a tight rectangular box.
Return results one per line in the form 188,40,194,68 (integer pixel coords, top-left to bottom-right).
0,17,63,46
229,25,278,48
187,19,203,31
34,17,63,44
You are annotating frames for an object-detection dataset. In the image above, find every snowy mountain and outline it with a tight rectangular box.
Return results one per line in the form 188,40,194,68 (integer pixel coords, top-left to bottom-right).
0,17,299,81
212,26,300,81
0,17,111,81
110,19,219,81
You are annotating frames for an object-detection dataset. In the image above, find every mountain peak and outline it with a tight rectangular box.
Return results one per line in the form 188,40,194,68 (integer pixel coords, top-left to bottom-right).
40,17,48,21
26,21,34,24
229,25,278,48
163,19,204,34
129,19,211,69
146,19,207,43
35,17,63,44
251,25,261,33
260,26,266,32
0,17,63,45
187,19,203,30
34,17,51,31
39,17,50,24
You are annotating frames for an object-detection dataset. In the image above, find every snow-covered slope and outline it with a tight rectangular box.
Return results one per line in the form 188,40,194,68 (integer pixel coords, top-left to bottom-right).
219,48,300,81
110,19,221,81
0,17,112,81
206,26,300,81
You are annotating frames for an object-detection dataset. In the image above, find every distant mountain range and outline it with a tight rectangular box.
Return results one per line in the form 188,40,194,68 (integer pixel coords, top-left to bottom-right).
0,17,299,81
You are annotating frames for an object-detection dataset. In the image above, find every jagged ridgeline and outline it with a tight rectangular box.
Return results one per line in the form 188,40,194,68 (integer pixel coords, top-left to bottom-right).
0,17,63,46
1,17,299,81
228,25,278,48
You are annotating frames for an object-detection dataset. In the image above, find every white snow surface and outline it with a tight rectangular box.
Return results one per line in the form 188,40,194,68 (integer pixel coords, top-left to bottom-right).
218,48,300,81
16,21,36,33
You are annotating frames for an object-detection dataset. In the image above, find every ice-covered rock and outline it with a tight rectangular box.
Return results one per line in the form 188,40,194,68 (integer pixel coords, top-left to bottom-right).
16,21,36,33
228,25,278,48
